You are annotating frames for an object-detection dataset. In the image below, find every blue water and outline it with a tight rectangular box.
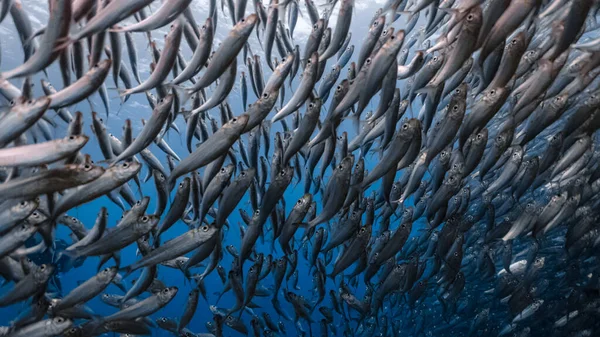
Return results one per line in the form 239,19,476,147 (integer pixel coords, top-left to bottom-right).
0,1,402,335
2,0,598,336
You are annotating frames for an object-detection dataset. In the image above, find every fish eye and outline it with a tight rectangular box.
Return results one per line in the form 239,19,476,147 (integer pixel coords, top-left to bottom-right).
141,216,149,222
9,100,14,106
93,64,99,68
279,170,286,176
241,171,246,176
255,210,260,215
27,100,33,104
433,56,438,61
452,105,459,111
490,89,496,95
40,264,46,270
366,58,372,65
84,164,91,170
309,103,314,108
122,162,129,168
467,14,473,20
307,59,312,64
220,168,226,173
232,118,238,123
163,288,169,293
373,21,378,27
241,18,245,22
511,39,517,45
338,164,343,170
402,123,408,129
262,92,269,98
56,317,64,323
32,211,39,217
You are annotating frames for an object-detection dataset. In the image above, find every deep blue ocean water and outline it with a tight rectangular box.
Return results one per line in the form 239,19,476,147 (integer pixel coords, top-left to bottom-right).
0,1,408,335
1,1,599,336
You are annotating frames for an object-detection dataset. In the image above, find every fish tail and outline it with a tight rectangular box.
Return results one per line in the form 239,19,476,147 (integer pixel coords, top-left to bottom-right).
169,84,192,105
53,36,73,53
414,84,439,99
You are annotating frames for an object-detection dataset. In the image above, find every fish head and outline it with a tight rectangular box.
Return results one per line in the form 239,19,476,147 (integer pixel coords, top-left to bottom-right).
156,94,174,110
177,177,191,194
295,193,313,210
11,199,38,218
506,31,527,55
90,59,112,76
33,263,55,282
275,165,294,184
482,85,504,104
218,164,236,181
510,146,524,163
402,207,414,222
133,196,151,215
307,98,323,115
61,134,89,151
472,128,489,147
48,317,73,335
224,113,250,135
399,118,421,140
428,53,445,69
14,221,37,239
370,15,386,36
237,167,256,183
380,26,394,44
63,326,82,337
463,5,483,31
15,95,52,116
335,155,354,175
310,19,325,39
157,286,178,304
75,160,105,179
200,16,214,37
111,160,141,180
549,132,564,148
98,266,118,284
235,13,259,36
383,29,405,55
134,214,160,233
153,170,167,184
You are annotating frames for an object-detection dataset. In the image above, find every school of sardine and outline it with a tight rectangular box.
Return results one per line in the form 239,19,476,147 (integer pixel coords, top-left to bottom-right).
0,0,600,336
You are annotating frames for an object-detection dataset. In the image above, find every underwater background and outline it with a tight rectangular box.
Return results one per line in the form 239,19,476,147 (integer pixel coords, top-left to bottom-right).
0,0,599,336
